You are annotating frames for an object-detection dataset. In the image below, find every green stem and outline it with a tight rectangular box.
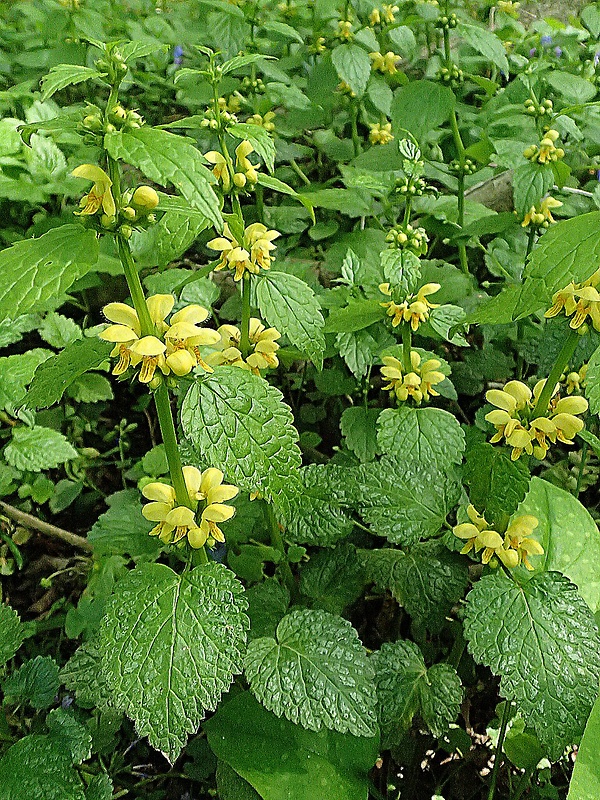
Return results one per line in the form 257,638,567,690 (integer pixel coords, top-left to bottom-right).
350,100,361,157
487,702,511,800
290,158,311,186
401,323,412,373
511,765,535,800
240,275,251,357
116,236,154,335
532,329,580,419
575,441,589,496
265,503,297,602
403,197,412,226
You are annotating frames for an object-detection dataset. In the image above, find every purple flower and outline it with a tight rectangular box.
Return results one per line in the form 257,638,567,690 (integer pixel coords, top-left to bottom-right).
596,168,600,182
541,35,553,46
529,47,537,57
554,46,562,57
173,45,184,66
594,51,600,67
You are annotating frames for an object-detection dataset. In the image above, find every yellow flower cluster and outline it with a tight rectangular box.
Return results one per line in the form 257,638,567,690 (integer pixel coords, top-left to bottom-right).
523,129,564,164
379,282,440,330
247,111,276,132
485,380,588,460
99,295,220,384
142,466,238,548
498,0,520,17
380,350,445,403
205,140,260,192
206,318,281,374
454,505,542,570
338,81,356,97
208,222,280,281
369,51,400,74
522,196,562,228
545,268,600,331
72,164,116,218
369,123,394,145
337,20,353,39
564,364,587,395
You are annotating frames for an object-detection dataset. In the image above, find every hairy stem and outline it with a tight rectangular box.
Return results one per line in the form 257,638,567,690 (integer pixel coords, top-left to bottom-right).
532,328,579,419
401,322,412,373
240,274,251,357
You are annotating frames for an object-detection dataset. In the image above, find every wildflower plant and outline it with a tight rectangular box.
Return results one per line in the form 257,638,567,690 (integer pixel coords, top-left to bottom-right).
1,4,600,800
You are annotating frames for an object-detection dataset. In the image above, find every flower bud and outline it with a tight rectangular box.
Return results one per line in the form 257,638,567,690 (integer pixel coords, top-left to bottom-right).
233,172,247,188
119,224,133,239
121,206,136,221
132,186,159,210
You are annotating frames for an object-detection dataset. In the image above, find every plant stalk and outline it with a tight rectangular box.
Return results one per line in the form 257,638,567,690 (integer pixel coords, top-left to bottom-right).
532,328,579,419
265,502,297,602
240,274,251,357
487,702,511,800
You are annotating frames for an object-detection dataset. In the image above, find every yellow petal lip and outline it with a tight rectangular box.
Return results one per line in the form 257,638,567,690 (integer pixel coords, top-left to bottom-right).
552,413,584,438
99,324,139,343
142,501,173,522
506,428,532,448
147,294,175,323
208,237,233,251
504,380,532,406
166,349,196,376
165,321,203,340
204,151,226,164
453,523,480,540
142,482,176,503
130,335,167,356
479,530,504,549
72,164,112,185
200,468,225,496
188,329,221,346
165,506,196,527
529,416,556,434
553,396,588,415
235,140,254,159
170,305,210,326
202,503,235,522
103,302,141,334
486,389,517,413
485,409,511,426
207,484,239,504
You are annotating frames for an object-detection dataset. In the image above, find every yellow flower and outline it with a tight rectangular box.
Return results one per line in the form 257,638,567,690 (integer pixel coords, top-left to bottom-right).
369,122,394,145
379,282,440,331
522,196,562,228
157,303,220,375
99,294,174,379
502,515,542,571
204,151,231,191
498,0,520,17
524,130,564,165
453,506,505,564
235,140,259,183
380,350,445,403
72,164,116,217
545,268,600,331
485,379,588,460
565,364,587,394
369,7,381,25
337,20,353,39
206,346,249,370
207,223,280,281
370,51,399,74
246,318,281,372
141,466,238,548
382,3,398,22
248,112,276,132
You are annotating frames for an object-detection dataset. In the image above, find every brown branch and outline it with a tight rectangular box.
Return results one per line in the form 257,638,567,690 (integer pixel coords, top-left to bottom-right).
0,502,93,553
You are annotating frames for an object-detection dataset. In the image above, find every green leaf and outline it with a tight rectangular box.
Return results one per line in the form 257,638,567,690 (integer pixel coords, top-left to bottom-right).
286,464,354,546
515,477,600,613
381,249,421,296
131,207,210,269
582,4,600,36
355,457,460,544
367,75,393,116
464,570,600,759
336,328,382,378
255,271,325,368
324,298,386,333
60,640,112,709
567,691,600,800
40,65,102,101
3,656,60,709
341,406,379,463
0,735,86,800
85,773,113,800
245,578,290,641
360,541,469,633
88,490,161,560
99,562,248,763
217,761,262,800
46,708,92,764
463,284,521,326
300,542,365,615
67,373,113,404
0,225,99,323
181,368,301,508
244,608,377,736
377,407,465,471
118,40,168,63
372,641,462,746
460,23,509,74
5,426,77,472
220,53,273,75
0,604,24,667
585,344,600,416
0,349,51,411
427,304,469,345
26,338,112,409
39,312,82,348
514,212,600,319
228,123,276,174
331,44,372,97
546,71,597,105
105,127,222,230
205,691,379,800
512,162,554,218
391,80,456,143
463,442,531,529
